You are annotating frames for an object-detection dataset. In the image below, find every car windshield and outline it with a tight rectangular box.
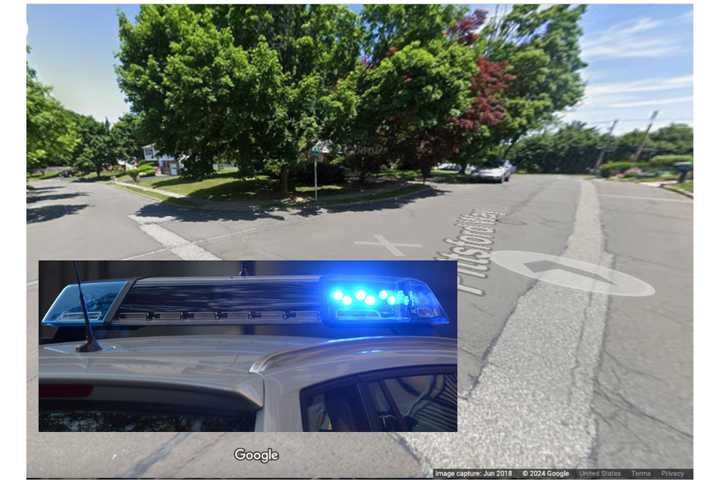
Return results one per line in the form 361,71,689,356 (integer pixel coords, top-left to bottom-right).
42,281,126,326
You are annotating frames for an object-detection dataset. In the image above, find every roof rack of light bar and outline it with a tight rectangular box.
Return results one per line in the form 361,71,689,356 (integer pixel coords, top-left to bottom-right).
112,310,321,326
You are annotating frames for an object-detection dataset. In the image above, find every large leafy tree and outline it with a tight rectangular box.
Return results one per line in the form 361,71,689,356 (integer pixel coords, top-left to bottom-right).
325,5,478,181
480,5,587,158
68,114,117,177
26,58,79,172
117,5,363,192
111,112,146,165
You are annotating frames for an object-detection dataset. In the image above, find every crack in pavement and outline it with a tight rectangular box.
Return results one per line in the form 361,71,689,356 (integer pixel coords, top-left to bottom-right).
122,433,192,478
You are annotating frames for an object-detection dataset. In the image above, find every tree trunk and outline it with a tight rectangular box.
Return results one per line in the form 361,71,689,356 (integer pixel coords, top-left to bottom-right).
96,166,102,178
280,165,290,196
503,136,520,158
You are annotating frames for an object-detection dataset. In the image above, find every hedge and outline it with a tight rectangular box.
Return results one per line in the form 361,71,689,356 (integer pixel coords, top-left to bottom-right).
649,155,693,168
599,161,634,178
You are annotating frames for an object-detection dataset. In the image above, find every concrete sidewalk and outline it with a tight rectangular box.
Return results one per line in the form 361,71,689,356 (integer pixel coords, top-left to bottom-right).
113,180,187,199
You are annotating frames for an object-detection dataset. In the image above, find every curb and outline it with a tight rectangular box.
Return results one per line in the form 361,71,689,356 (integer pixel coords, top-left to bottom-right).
112,180,432,212
113,180,187,199
313,184,433,210
661,184,694,199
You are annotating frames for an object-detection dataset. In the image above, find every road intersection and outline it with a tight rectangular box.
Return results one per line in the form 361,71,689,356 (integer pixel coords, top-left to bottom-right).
27,174,692,476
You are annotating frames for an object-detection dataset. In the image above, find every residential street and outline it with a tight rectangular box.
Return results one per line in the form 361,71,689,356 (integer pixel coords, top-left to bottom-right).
27,174,693,476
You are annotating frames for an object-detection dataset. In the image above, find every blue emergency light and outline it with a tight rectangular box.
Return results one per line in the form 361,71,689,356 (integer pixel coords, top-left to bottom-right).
321,276,449,326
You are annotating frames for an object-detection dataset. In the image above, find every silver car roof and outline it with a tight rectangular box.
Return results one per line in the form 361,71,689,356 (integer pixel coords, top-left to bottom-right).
39,334,457,408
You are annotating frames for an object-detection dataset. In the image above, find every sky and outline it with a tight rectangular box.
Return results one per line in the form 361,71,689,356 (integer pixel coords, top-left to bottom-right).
26,3,693,134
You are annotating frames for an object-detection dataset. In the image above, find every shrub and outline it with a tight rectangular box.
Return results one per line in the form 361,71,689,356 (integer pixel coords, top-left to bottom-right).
599,161,634,178
138,163,156,175
649,155,693,169
127,169,140,183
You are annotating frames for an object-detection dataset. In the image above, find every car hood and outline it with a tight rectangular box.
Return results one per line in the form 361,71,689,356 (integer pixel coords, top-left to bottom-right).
39,335,328,407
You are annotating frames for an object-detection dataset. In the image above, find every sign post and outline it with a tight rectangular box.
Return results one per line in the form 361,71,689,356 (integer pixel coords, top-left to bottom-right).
310,141,328,202
314,156,318,201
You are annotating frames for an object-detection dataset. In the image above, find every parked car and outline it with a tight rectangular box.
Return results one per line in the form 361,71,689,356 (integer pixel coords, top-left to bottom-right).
436,162,461,171
468,159,514,183
39,275,457,432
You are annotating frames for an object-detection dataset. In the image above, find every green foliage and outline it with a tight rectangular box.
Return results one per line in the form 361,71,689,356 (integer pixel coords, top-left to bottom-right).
113,5,589,187
67,113,117,177
111,113,146,163
137,163,156,175
599,161,635,178
481,5,587,154
127,169,140,183
26,57,79,171
649,154,693,168
604,123,694,163
511,122,605,174
117,5,363,190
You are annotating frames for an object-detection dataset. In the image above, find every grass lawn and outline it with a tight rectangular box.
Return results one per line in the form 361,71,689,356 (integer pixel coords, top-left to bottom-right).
673,180,693,193
119,168,417,203
27,171,62,182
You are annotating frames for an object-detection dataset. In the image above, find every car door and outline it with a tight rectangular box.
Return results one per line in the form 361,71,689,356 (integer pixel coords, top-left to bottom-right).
300,365,457,432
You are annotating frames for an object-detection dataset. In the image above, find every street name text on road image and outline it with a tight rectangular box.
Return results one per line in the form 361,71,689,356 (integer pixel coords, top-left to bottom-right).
400,179,625,469
437,210,503,297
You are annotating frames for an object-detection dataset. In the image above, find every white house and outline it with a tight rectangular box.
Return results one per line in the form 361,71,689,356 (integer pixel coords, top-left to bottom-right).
142,144,183,176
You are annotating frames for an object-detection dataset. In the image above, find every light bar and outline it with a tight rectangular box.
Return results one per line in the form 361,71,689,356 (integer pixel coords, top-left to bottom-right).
320,276,449,326
42,275,450,328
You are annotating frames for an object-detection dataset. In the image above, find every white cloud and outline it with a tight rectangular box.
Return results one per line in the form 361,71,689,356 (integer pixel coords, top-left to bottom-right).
608,95,693,109
585,75,693,98
581,14,688,60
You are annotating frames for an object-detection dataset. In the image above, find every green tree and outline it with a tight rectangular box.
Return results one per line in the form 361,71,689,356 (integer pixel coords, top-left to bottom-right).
361,5,468,65
26,58,78,171
111,112,146,166
510,121,606,173
481,5,587,157
64,112,116,177
649,123,693,156
324,5,476,182
117,5,363,193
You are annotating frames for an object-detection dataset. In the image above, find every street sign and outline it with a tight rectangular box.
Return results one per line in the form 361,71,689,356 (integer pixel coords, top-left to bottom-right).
491,250,655,296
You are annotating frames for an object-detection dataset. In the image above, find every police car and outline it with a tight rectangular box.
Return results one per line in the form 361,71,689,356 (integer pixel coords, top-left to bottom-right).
39,275,457,432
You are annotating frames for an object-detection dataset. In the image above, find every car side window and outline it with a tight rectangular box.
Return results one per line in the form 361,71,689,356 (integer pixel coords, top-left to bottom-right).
364,370,457,432
302,382,370,432
301,366,456,432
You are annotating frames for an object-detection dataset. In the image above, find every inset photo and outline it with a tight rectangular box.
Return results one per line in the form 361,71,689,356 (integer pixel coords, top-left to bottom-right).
38,260,457,432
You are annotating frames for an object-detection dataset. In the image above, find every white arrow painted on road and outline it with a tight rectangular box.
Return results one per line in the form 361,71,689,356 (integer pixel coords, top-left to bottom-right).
354,234,422,257
491,250,655,297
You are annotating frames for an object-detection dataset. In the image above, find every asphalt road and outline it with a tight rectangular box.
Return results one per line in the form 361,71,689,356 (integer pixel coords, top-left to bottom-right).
27,174,693,477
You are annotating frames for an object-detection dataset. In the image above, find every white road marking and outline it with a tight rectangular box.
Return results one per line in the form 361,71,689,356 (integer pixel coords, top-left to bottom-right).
27,224,258,285
130,216,220,260
600,193,691,203
128,214,176,225
354,234,422,257
401,179,612,470
491,250,655,296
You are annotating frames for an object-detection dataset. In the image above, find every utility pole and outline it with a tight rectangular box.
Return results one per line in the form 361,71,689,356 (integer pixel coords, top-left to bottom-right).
631,110,659,163
593,119,619,171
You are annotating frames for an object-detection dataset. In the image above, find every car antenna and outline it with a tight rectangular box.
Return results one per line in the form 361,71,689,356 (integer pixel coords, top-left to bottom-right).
240,261,252,276
73,261,102,353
